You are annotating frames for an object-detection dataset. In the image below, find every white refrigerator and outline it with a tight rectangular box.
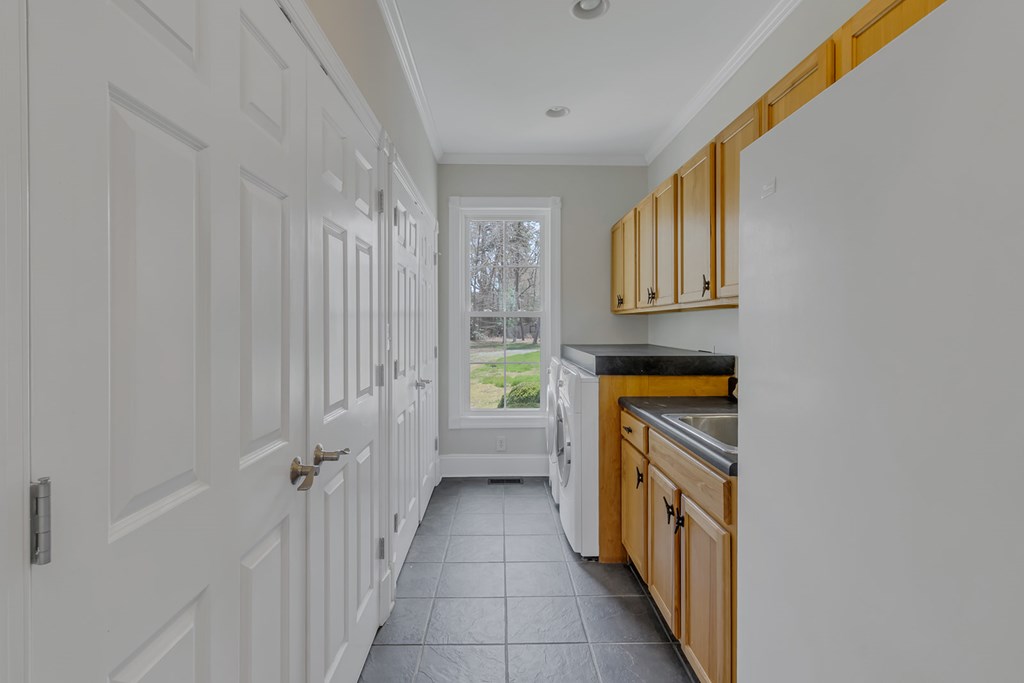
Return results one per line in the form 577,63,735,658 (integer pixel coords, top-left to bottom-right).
738,0,1024,681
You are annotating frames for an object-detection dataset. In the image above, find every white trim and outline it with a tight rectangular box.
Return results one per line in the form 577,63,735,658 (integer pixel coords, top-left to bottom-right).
278,0,387,147
440,153,648,167
394,153,436,229
375,0,444,161
643,0,804,164
440,454,548,478
447,196,561,431
1,0,29,680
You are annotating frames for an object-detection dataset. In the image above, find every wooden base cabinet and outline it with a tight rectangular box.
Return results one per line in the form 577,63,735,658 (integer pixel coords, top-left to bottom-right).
682,497,733,683
647,464,681,637
620,440,648,581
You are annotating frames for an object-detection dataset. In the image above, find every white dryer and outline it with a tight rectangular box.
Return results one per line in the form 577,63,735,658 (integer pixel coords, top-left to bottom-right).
544,357,561,504
555,359,599,557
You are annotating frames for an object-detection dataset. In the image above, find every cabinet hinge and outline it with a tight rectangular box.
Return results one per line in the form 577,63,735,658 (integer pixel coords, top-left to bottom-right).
393,512,399,533
30,477,52,565
375,363,385,387
377,537,385,560
377,189,385,214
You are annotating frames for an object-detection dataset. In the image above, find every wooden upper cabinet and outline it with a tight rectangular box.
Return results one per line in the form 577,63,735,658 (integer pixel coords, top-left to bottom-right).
635,194,656,308
647,464,681,637
762,40,835,133
622,209,637,312
652,177,677,307
682,497,732,683
714,103,760,300
677,143,716,304
620,439,648,582
611,221,624,312
835,0,945,78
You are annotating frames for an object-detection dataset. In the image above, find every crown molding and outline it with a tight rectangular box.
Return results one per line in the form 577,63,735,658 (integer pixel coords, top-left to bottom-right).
644,0,804,164
376,0,445,161
440,152,648,167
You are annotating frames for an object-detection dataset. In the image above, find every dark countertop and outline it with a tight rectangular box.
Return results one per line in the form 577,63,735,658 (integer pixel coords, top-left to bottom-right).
618,396,738,476
561,344,735,376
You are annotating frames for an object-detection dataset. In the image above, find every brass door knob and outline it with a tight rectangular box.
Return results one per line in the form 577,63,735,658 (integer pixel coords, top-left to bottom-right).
290,458,319,491
313,443,350,466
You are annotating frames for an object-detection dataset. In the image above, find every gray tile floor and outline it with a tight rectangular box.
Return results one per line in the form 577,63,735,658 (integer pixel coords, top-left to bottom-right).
359,477,698,683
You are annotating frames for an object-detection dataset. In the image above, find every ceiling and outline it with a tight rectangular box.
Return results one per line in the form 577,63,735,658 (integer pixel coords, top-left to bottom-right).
381,0,792,164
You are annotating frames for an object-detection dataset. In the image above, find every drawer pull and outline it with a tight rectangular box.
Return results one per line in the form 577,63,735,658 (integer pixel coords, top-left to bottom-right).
663,496,675,525
623,425,633,434
635,466,644,489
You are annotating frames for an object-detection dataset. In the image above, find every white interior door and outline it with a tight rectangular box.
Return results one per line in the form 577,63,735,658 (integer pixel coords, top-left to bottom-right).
28,0,308,679
305,58,383,683
417,226,440,508
389,169,426,574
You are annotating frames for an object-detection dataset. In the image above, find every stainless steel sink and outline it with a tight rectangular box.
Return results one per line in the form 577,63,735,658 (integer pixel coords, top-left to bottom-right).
663,413,738,453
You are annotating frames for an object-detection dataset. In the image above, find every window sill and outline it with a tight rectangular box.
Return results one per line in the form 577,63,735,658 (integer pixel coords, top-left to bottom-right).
448,414,546,430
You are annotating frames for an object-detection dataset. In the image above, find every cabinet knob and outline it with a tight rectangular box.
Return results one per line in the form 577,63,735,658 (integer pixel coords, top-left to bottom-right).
674,510,685,535
663,496,675,525
702,274,710,297
623,425,633,434
635,466,644,489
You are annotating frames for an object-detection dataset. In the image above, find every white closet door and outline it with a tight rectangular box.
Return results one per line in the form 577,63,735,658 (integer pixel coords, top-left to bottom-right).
305,58,383,683
418,226,439,509
28,0,308,680
390,169,426,574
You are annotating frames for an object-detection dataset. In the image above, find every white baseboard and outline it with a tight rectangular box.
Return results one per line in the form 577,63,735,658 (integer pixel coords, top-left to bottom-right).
439,453,549,478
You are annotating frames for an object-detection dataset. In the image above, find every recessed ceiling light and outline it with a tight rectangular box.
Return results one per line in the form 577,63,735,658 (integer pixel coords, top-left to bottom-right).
572,0,610,20
546,106,571,118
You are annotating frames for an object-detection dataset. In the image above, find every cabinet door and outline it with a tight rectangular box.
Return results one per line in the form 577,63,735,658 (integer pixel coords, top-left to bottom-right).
652,177,677,306
715,103,760,300
835,0,945,78
762,40,835,132
622,208,637,311
682,497,732,683
678,143,716,304
620,440,648,581
611,221,625,312
647,464,680,636
636,194,655,308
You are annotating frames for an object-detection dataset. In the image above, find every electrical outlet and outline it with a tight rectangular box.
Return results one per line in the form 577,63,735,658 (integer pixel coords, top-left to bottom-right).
496,435,507,453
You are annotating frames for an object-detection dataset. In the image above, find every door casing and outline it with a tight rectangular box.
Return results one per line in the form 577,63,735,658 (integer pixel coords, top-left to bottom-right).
1,0,29,680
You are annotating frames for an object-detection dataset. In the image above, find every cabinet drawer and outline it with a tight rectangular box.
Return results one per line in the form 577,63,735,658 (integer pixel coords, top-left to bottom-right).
620,410,648,452
648,429,731,526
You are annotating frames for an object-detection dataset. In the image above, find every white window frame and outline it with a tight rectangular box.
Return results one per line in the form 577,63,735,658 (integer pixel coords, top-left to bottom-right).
448,196,561,430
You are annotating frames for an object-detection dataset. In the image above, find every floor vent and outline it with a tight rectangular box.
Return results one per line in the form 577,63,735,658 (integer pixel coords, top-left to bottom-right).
487,478,523,485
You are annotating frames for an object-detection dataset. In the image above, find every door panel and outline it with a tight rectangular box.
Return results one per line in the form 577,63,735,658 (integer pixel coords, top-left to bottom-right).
683,497,732,683
28,0,307,681
762,40,835,132
636,194,655,308
678,144,716,304
306,60,382,683
715,103,760,300
391,171,427,576
620,440,648,581
622,209,637,311
653,177,676,307
418,226,439,509
647,464,681,637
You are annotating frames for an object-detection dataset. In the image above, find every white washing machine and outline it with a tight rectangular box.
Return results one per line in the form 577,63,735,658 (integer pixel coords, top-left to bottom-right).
544,357,561,504
555,359,599,557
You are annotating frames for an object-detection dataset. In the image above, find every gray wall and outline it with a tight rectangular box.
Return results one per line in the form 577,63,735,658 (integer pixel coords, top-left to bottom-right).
307,0,438,215
645,0,863,357
739,2,1023,678
438,164,648,457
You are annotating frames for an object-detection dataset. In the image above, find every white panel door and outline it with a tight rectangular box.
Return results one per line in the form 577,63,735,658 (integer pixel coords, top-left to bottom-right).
305,59,383,683
417,226,439,509
27,0,308,680
390,170,426,574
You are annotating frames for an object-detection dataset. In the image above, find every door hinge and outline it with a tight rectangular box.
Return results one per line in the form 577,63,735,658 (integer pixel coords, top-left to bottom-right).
377,189,385,214
30,477,52,565
393,512,399,533
434,437,438,451
433,252,437,266
434,345,437,359
393,206,399,227
385,324,391,351
375,363,385,387
394,359,399,380
377,537,385,560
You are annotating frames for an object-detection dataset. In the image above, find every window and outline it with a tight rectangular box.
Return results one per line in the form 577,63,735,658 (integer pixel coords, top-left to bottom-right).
448,197,560,429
